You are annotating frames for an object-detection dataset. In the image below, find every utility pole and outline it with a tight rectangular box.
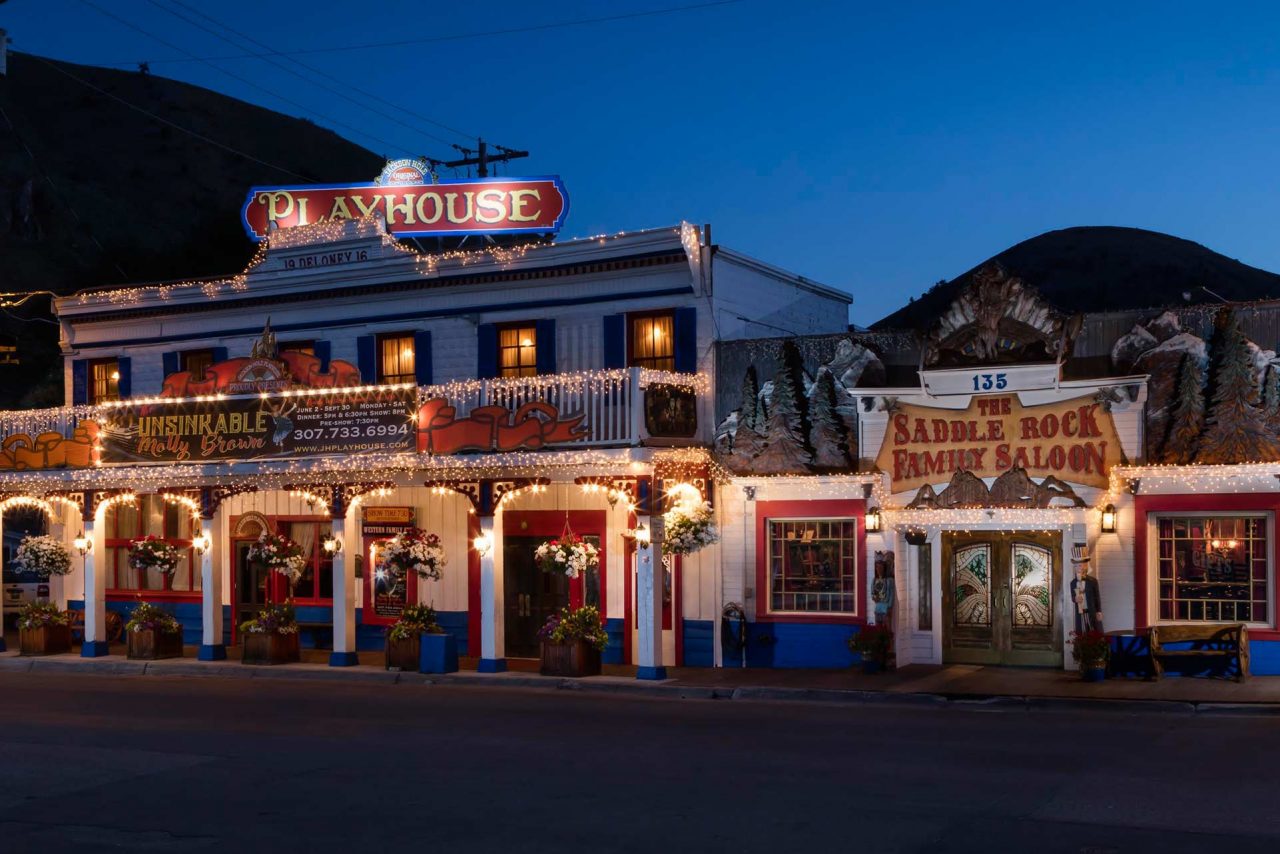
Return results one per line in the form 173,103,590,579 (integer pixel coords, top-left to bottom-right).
430,138,528,178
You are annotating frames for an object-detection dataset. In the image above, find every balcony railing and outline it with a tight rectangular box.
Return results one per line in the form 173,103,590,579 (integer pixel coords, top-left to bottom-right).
0,367,706,458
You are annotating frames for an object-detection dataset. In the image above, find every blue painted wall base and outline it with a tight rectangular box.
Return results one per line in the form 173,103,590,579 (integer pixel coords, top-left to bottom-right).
80,640,109,658
603,618,625,664
683,620,714,667
478,657,506,673
636,665,667,680
198,644,226,661
1109,633,1279,676
329,651,359,667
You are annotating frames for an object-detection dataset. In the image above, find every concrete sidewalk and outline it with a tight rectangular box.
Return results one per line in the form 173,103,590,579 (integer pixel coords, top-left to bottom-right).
1,644,1277,714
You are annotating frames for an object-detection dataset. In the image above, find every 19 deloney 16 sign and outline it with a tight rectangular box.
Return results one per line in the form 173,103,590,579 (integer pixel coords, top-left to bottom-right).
875,394,1125,493
241,173,569,241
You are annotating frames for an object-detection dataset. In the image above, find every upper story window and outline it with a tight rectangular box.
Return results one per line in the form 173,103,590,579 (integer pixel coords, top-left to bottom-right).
1155,514,1272,624
377,333,415,385
629,312,675,371
279,340,315,356
89,358,120,404
181,349,216,381
497,324,537,378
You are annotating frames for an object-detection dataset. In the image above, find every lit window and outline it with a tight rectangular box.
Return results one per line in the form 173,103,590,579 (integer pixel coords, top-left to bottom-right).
1155,515,1272,624
498,325,537,378
629,313,675,371
279,340,315,356
767,518,858,614
90,359,120,404
105,495,198,593
378,333,415,385
181,349,216,381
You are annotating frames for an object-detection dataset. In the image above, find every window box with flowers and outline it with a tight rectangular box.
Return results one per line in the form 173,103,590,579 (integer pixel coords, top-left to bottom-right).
125,600,184,660
240,602,301,665
17,602,72,656
384,604,457,673
538,605,608,677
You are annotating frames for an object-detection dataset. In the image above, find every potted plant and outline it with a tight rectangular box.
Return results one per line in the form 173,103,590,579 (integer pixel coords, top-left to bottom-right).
1070,630,1110,681
17,602,72,655
848,624,893,674
240,601,301,665
661,485,719,556
246,529,308,589
538,605,608,677
13,534,73,580
128,535,182,579
125,599,184,660
535,532,599,578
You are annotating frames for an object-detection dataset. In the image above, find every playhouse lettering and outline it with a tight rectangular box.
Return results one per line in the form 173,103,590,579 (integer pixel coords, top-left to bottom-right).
875,395,1124,492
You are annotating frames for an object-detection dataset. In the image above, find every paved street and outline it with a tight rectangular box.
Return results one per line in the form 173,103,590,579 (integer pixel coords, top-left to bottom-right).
0,674,1276,852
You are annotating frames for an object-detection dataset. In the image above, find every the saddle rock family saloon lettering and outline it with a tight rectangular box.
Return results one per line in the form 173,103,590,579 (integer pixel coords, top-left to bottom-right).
875,394,1125,492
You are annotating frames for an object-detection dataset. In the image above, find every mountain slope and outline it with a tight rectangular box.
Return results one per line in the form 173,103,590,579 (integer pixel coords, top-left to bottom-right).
873,226,1280,330
0,52,383,405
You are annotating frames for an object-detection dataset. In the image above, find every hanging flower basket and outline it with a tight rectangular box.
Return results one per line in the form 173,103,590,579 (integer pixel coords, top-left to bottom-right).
13,535,72,578
662,498,719,556
534,532,599,578
246,530,308,584
128,536,182,577
125,600,184,660
379,528,446,583
17,602,72,655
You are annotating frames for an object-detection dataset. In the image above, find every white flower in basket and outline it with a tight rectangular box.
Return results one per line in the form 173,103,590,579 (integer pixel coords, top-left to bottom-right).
128,535,182,576
13,534,72,577
379,528,447,582
662,486,719,556
535,533,599,579
246,530,308,582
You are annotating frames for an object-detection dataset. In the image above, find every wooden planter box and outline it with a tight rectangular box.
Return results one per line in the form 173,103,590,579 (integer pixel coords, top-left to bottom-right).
540,639,602,678
127,628,184,661
385,634,420,671
242,631,300,665
19,623,72,656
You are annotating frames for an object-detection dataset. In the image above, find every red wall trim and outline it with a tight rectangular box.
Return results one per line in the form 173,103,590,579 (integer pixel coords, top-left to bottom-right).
754,499,867,624
1133,493,1280,641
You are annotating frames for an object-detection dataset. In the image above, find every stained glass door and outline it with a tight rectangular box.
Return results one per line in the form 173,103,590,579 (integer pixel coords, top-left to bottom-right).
942,532,1062,666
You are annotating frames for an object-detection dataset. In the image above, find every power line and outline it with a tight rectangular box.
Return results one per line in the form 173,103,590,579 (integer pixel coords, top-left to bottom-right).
148,0,470,147
100,1,745,64
32,55,313,181
76,0,432,158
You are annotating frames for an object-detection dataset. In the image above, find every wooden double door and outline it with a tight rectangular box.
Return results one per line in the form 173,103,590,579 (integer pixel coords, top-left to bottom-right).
942,532,1062,666
503,536,571,659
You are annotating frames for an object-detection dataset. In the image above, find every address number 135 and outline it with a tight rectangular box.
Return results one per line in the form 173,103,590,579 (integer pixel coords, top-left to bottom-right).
971,372,1008,391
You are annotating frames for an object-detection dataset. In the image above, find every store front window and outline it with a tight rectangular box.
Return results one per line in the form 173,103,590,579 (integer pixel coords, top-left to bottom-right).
1156,514,1271,623
766,518,857,615
287,521,334,601
105,496,197,593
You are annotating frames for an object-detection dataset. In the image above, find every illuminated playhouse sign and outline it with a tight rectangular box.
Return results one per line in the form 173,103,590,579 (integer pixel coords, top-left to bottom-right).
241,158,569,241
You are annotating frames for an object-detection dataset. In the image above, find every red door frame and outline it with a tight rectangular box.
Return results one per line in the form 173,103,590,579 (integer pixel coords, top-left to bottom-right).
468,510,609,653
1133,493,1280,640
228,514,333,643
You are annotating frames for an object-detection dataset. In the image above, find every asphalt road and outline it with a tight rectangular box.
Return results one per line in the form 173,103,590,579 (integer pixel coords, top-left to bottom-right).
0,673,1275,853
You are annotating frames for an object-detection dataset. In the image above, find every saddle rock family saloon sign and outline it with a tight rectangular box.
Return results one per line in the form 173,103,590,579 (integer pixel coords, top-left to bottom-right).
875,394,1124,493
100,388,416,464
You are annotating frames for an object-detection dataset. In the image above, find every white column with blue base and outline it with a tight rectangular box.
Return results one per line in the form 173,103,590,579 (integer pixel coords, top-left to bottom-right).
636,516,666,680
330,514,358,667
478,515,505,672
81,519,108,657
198,516,225,660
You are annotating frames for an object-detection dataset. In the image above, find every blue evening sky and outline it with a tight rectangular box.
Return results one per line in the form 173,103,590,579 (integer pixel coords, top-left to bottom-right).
5,1,1280,324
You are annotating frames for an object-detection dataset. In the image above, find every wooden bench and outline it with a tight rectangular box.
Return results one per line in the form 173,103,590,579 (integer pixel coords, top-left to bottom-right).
296,620,333,650
1149,623,1249,682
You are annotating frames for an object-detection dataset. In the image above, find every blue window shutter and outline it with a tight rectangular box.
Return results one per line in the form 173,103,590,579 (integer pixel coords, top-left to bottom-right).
413,330,433,386
477,323,497,379
356,335,376,383
312,341,331,373
673,307,697,374
535,319,556,375
603,315,626,369
71,359,88,405
162,351,179,378
211,346,228,364
116,357,132,399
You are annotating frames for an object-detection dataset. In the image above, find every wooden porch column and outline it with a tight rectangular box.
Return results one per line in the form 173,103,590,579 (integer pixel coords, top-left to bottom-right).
477,481,505,672
80,493,108,657
329,488,358,666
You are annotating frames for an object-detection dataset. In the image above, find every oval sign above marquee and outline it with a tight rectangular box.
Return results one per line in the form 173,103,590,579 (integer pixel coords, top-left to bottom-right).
875,394,1125,493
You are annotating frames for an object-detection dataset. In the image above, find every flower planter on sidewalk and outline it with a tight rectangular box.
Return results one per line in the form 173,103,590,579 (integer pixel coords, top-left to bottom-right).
242,632,300,665
540,638,602,678
127,628,184,660
385,634,420,671
19,624,72,656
